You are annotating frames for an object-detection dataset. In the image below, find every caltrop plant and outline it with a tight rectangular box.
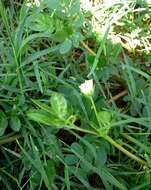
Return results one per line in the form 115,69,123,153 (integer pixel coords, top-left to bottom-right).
27,89,124,189
26,0,84,54
1,0,151,189
27,79,148,189
28,80,147,165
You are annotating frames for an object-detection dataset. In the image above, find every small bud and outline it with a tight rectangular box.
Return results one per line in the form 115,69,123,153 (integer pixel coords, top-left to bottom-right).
79,79,94,97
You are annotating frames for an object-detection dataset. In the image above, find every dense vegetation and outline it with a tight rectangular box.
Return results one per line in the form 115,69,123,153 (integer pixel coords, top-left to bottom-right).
0,0,151,189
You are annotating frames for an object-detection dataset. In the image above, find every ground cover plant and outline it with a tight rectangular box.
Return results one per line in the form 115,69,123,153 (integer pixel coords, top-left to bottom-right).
0,0,151,189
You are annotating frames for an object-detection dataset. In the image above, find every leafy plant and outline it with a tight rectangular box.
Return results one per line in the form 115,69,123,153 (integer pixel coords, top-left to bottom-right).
26,0,84,54
0,0,151,189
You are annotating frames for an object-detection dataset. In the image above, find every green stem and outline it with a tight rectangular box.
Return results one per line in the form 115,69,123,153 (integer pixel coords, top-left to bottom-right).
104,135,147,166
89,97,147,166
0,134,22,145
69,121,147,166
68,124,97,136
90,97,100,126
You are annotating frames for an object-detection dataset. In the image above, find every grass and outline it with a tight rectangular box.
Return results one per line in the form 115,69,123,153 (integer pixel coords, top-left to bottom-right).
0,0,151,189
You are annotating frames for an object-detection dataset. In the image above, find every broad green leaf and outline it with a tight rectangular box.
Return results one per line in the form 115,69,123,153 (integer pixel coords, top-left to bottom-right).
50,92,68,119
65,154,79,165
72,32,83,48
69,166,90,188
10,116,21,132
0,110,8,136
44,0,61,10
95,147,107,166
73,14,84,28
71,142,84,155
72,132,97,161
27,13,54,34
27,109,66,127
52,29,69,42
30,169,41,189
98,111,112,126
59,39,72,54
80,148,93,173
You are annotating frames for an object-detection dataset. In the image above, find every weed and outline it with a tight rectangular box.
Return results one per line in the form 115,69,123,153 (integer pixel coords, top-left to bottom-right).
0,0,151,189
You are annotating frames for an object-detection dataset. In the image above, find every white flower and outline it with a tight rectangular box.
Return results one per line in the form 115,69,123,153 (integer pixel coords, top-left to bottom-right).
26,0,40,7
35,0,40,7
79,79,94,97
80,0,94,12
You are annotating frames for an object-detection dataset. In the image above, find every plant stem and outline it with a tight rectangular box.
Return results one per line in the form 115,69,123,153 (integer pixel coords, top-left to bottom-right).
90,97,100,126
89,96,147,166
0,124,147,166
90,97,97,116
0,134,22,145
104,135,147,166
68,124,97,135
81,41,96,56
70,119,147,166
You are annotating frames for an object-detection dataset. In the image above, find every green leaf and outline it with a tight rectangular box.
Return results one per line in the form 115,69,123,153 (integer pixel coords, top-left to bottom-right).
59,39,72,54
71,142,84,155
72,32,83,48
9,116,21,132
144,154,151,168
45,160,56,187
32,100,53,114
64,165,71,190
70,166,90,188
30,169,41,189
70,148,127,190
65,154,79,165
0,110,8,136
73,14,84,28
27,109,66,128
27,13,54,34
98,111,112,126
45,0,61,10
87,55,107,70
95,147,107,166
148,83,151,112
68,0,80,16
34,62,43,93
50,92,68,119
